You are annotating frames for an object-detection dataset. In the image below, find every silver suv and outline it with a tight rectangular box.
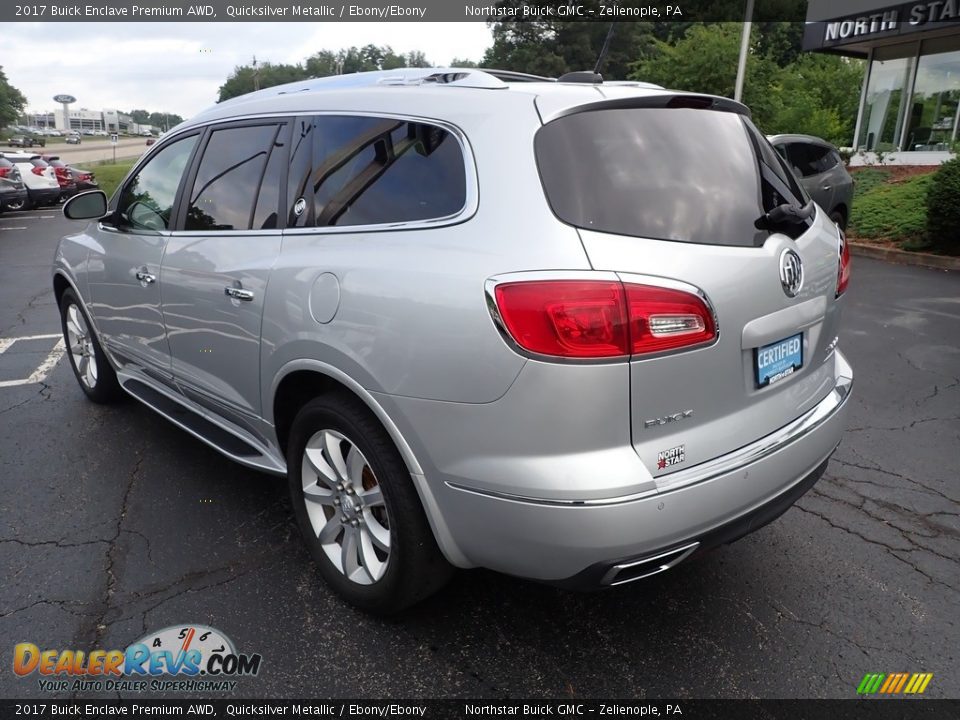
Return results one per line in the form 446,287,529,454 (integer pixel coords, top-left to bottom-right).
56,69,853,613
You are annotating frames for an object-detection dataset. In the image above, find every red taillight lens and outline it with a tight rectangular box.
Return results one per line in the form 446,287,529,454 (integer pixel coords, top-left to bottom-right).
493,280,716,359
625,284,716,355
837,231,851,297
494,281,629,358
31,166,44,176
0,167,9,178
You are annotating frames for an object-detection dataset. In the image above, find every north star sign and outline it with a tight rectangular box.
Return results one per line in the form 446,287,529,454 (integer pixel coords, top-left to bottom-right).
805,0,960,50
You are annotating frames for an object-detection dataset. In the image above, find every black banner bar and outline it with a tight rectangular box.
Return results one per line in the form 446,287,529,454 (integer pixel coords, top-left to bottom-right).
1,699,958,720
0,0,808,24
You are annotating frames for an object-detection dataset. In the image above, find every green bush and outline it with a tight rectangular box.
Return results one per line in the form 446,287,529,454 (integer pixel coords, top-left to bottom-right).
848,174,933,243
925,158,960,255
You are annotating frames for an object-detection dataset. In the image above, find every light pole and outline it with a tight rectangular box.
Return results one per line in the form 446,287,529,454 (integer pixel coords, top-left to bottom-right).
734,0,755,103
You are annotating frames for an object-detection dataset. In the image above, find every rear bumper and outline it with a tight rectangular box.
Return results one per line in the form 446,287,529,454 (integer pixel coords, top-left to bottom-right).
424,350,853,583
27,187,61,205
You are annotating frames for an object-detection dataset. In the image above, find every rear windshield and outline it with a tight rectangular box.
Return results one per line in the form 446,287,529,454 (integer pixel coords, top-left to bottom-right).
535,107,807,246
29,158,48,168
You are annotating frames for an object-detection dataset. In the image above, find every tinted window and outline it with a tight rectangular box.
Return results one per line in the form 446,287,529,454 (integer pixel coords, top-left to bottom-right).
536,108,808,246
116,135,197,231
287,118,314,228
286,115,467,228
186,124,282,231
786,143,836,177
252,125,287,230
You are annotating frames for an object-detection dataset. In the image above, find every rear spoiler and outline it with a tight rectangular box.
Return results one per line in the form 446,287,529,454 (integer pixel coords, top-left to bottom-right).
545,93,750,123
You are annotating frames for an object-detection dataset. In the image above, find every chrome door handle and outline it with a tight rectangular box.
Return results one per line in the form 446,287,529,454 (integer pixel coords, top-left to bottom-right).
821,185,831,191
224,286,254,301
135,270,156,285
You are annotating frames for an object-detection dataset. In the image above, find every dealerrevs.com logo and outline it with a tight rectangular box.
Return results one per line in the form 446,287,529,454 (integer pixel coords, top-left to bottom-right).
14,624,262,693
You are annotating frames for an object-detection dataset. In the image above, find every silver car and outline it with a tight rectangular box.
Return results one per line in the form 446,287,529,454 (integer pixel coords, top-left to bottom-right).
769,134,855,230
55,69,853,613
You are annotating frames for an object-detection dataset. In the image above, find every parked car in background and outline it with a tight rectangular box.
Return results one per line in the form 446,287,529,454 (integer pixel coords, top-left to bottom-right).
69,166,98,191
768,135,854,230
145,137,156,146
65,133,82,145
6,135,46,148
55,68,853,613
42,156,79,201
4,152,60,208
0,156,29,212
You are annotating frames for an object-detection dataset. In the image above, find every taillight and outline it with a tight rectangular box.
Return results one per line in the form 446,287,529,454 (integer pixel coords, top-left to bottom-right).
494,281,629,358
492,279,716,359
625,284,716,355
836,230,851,297
53,166,70,185
31,166,44,176
0,167,9,178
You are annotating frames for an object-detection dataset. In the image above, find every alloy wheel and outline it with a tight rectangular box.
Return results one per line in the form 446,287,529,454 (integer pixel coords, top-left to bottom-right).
300,429,391,585
65,303,98,388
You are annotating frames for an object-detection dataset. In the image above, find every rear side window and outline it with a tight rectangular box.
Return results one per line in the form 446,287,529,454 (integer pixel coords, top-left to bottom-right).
786,143,837,177
287,115,467,229
186,123,285,231
29,159,48,168
535,107,808,247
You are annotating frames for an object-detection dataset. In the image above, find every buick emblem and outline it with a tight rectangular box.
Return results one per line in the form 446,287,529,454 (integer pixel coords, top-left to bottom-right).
779,249,803,298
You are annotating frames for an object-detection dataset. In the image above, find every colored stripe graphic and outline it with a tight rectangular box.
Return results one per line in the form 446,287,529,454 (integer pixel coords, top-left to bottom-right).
858,672,933,694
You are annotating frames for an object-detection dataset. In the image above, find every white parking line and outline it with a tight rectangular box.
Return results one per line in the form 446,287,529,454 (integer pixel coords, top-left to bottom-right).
0,227,27,231
0,333,66,388
0,215,56,220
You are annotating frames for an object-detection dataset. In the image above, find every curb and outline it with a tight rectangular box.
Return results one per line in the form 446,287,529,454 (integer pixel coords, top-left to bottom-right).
848,242,959,271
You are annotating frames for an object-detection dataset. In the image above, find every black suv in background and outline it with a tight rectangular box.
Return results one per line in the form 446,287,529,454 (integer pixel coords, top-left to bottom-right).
0,156,28,212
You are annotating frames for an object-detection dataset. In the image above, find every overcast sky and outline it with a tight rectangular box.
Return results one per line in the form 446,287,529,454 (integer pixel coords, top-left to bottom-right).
1,23,494,118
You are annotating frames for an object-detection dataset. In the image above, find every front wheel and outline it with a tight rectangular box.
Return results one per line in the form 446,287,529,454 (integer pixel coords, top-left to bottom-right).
287,394,453,614
59,288,122,403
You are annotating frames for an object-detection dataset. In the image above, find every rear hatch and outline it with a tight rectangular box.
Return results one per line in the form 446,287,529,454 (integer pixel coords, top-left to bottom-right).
534,97,845,483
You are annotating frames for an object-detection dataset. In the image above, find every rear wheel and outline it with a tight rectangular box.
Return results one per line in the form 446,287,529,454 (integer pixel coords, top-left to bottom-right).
6,197,26,211
287,393,453,614
830,208,848,231
59,288,122,404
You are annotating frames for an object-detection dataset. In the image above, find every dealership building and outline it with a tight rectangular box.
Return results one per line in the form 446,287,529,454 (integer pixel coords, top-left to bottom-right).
22,108,136,134
804,0,960,163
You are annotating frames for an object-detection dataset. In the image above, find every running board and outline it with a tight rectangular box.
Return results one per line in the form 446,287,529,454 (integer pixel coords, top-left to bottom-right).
117,370,286,476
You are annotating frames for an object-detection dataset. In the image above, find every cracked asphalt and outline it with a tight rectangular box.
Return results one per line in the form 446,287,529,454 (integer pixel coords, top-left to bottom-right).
1,213,957,700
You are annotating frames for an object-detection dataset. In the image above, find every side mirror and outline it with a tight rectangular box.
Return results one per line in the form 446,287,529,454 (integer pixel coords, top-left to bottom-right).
63,190,108,220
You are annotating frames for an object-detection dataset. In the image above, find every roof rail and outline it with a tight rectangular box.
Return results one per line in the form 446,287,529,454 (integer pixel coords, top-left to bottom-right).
217,69,511,109
482,69,556,83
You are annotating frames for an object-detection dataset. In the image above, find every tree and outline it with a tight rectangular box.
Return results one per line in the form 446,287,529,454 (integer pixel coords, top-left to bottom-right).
129,109,150,124
405,50,431,68
630,23,864,145
449,57,479,68
481,7,657,79
0,66,27,129
218,62,308,101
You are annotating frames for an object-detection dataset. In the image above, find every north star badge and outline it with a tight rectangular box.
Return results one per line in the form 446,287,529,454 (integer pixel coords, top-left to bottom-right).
657,445,685,470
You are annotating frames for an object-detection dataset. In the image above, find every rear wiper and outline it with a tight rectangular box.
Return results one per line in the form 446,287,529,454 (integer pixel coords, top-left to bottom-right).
756,200,814,229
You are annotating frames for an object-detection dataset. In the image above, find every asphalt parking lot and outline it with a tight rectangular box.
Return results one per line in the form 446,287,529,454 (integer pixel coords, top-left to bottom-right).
1,210,957,700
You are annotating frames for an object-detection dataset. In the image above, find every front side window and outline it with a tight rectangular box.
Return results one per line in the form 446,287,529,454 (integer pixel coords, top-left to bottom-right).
186,123,285,231
116,135,197,231
287,115,467,229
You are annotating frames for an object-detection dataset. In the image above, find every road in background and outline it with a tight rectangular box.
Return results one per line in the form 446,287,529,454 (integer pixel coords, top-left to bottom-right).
0,213,957,699
1,138,147,164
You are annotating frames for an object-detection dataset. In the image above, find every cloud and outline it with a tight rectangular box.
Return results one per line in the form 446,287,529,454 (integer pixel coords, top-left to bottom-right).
1,22,492,117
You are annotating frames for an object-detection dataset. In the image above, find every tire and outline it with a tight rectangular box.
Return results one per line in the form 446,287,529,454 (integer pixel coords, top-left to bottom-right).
287,393,453,614
830,209,848,231
5,197,26,211
59,288,123,404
